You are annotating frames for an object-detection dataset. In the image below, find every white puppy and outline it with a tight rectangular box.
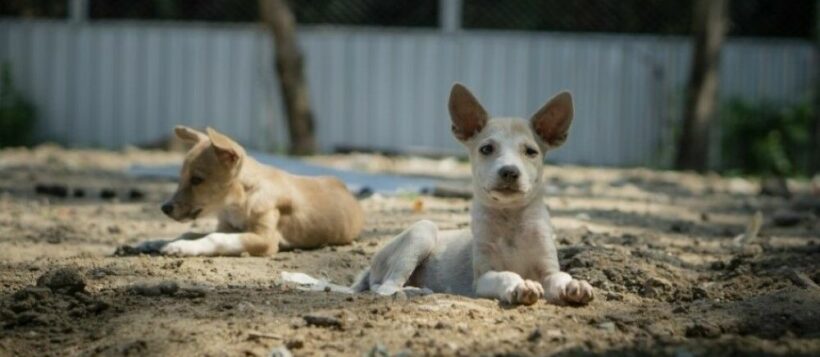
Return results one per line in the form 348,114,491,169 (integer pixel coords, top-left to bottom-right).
352,83,594,305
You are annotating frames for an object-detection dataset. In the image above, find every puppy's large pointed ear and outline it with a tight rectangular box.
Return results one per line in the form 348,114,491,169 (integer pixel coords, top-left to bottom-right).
530,91,574,149
449,83,488,141
206,127,243,165
174,126,207,144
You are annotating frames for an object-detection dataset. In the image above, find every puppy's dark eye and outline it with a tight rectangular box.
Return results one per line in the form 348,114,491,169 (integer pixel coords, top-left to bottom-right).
479,144,494,156
190,176,204,186
525,146,539,157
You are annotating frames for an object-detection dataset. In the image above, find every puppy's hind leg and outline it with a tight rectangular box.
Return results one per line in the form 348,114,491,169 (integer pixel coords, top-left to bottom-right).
355,220,438,295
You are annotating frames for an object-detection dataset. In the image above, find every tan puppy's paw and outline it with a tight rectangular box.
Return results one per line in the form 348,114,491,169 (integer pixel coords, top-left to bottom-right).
512,280,544,305
161,240,211,257
561,279,594,305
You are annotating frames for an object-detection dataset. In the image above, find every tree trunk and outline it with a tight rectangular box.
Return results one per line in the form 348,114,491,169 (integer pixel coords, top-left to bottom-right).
813,63,820,175
259,0,316,155
675,0,729,172
814,81,820,176
812,0,820,175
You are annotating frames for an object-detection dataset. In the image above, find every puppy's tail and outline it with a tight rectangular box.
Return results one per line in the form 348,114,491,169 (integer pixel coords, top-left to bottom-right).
351,268,371,293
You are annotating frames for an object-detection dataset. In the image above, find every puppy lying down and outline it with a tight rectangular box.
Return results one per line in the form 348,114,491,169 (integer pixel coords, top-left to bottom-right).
287,84,593,306
134,126,364,257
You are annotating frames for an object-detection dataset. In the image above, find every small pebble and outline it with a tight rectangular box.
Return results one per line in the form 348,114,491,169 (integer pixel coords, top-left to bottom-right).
597,322,616,332
269,346,293,357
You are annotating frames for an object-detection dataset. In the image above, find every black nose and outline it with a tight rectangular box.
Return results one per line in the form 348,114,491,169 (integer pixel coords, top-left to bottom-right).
161,203,174,215
498,166,520,181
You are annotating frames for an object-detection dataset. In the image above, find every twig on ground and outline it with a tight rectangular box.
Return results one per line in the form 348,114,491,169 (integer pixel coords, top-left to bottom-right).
732,211,763,246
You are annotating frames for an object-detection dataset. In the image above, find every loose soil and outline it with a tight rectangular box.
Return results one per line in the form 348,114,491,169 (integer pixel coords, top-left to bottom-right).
0,146,818,356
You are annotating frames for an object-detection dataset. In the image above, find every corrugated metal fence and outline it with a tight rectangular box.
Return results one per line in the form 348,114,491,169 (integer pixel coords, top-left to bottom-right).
0,20,814,166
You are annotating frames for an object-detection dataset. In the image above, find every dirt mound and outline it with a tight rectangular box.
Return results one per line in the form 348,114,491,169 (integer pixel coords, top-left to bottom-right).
2,268,109,330
36,267,87,294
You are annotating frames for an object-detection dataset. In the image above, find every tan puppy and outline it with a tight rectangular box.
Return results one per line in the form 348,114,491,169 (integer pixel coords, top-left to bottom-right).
151,126,363,256
353,84,594,306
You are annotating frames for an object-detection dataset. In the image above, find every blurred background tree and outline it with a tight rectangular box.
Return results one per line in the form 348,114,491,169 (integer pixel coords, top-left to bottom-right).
675,0,729,172
0,63,36,148
814,2,820,176
260,0,316,155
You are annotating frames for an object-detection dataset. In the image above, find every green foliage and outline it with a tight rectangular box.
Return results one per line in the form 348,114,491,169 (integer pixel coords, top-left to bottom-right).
720,98,812,176
0,62,36,148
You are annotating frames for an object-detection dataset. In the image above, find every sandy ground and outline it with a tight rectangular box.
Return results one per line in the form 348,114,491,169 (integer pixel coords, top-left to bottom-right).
0,145,818,357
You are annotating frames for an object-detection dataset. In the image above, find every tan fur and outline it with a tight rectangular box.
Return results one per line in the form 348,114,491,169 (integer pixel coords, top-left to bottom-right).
156,126,363,256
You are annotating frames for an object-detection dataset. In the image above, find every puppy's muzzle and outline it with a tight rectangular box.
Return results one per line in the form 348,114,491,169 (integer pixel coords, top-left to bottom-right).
161,201,202,221
491,165,524,195
161,203,174,216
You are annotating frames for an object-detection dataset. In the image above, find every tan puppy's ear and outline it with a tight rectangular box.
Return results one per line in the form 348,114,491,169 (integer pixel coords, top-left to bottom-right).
206,127,243,165
530,91,574,149
449,83,488,141
174,125,207,144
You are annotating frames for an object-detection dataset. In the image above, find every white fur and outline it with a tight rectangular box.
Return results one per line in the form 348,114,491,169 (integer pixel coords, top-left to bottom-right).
353,85,594,306
161,233,245,256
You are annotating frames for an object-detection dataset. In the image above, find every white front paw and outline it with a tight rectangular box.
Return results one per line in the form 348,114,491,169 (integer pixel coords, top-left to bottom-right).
511,280,544,305
161,240,211,257
372,283,401,296
561,279,594,305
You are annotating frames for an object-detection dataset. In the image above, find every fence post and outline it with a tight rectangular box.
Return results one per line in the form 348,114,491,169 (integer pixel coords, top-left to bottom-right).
68,0,88,23
439,0,462,33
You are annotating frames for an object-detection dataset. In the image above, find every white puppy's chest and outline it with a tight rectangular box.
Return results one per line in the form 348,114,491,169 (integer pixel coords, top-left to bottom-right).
482,226,552,276
472,203,556,280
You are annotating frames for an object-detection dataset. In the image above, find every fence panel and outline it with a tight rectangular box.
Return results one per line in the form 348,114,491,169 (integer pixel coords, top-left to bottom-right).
0,20,813,165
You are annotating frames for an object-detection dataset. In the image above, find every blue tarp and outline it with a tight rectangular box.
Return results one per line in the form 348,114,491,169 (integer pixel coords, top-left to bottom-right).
128,151,439,195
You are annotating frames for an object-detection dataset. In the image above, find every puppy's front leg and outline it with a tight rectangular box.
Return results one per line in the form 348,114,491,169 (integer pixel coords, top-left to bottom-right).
162,211,282,257
161,231,282,257
475,271,544,305
160,232,247,256
542,272,594,305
